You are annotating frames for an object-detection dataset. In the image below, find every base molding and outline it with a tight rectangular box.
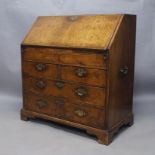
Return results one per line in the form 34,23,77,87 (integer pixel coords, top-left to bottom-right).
21,109,133,145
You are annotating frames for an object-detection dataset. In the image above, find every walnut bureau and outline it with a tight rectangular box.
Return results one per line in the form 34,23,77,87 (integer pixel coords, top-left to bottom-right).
21,14,136,145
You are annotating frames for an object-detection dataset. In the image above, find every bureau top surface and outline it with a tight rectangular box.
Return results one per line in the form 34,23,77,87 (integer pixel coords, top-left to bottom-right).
22,14,124,50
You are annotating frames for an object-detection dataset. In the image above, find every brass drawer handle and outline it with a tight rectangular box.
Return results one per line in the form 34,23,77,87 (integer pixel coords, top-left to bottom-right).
75,67,87,77
55,81,64,89
35,80,46,89
35,63,46,71
75,110,86,117
75,87,88,97
55,98,65,106
120,66,128,75
37,100,48,108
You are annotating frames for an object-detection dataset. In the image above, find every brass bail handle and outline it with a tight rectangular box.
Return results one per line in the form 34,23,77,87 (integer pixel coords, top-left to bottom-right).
120,66,128,75
75,87,88,97
75,67,87,77
35,80,46,89
35,63,46,71
75,110,86,117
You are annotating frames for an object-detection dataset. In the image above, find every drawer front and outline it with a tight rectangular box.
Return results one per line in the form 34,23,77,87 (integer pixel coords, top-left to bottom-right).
23,94,105,129
24,94,66,118
61,66,106,87
22,47,106,68
65,104,105,129
23,76,106,107
22,61,57,79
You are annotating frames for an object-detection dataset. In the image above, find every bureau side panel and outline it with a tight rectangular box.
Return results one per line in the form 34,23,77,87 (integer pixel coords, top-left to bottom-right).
107,15,136,129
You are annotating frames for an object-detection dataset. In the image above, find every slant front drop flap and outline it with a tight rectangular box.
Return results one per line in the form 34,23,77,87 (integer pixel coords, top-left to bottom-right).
21,14,136,145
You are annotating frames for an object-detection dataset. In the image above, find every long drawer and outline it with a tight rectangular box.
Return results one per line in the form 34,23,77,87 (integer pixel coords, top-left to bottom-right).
23,76,106,107
22,47,107,68
24,93,105,129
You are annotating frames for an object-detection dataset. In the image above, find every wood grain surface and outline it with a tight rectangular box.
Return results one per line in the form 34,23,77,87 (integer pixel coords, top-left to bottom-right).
23,76,106,107
23,47,107,68
21,14,136,145
22,15,122,50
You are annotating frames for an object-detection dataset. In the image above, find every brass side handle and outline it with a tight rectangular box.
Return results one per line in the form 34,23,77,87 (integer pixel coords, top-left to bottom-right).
75,67,87,77
55,81,64,89
120,66,128,75
75,87,88,97
75,110,86,117
35,63,46,71
35,80,46,89
37,100,48,108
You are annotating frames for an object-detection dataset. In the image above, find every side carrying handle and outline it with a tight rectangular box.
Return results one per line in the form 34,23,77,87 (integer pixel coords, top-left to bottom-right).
120,66,128,75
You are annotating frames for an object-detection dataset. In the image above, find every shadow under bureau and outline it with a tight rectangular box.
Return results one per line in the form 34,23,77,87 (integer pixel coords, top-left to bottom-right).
21,14,136,145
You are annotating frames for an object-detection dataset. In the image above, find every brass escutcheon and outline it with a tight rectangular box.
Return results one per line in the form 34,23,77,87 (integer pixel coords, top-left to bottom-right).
37,100,48,108
68,16,78,21
55,98,65,106
55,81,64,89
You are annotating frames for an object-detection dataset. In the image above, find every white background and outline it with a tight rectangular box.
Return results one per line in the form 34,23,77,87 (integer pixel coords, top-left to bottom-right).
0,0,155,155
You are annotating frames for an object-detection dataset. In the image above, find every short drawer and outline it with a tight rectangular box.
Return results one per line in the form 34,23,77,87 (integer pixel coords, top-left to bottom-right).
22,47,107,68
61,66,106,87
23,76,106,107
65,104,105,129
22,61,57,79
24,94,66,118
